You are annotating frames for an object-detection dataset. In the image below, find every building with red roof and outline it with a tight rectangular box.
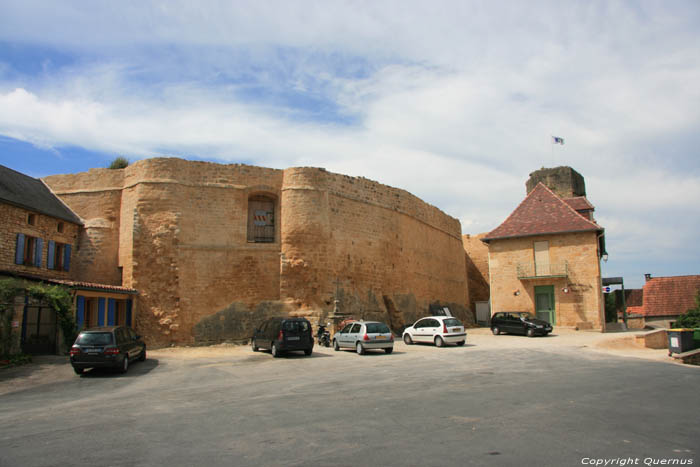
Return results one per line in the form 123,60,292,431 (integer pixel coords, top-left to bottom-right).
626,274,700,328
480,167,607,330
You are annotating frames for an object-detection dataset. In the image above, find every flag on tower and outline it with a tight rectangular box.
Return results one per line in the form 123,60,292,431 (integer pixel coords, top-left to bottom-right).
552,136,565,145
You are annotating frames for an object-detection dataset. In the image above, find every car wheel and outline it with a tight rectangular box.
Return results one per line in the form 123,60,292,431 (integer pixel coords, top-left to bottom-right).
356,342,365,355
304,348,312,356
251,338,259,352
271,343,281,358
492,326,500,335
119,355,129,374
456,340,465,346
527,328,536,338
138,347,147,361
384,347,393,354
73,367,84,375
435,336,445,347
333,339,340,351
403,334,413,345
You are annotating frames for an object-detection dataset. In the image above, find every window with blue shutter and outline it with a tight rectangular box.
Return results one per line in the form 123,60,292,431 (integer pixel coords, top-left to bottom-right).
47,241,55,269
64,244,71,271
107,299,116,325
15,234,25,265
76,296,85,329
98,298,106,326
34,238,43,267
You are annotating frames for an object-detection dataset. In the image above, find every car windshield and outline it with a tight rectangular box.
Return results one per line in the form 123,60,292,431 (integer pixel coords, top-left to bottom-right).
517,313,535,319
282,321,309,333
365,323,390,334
76,332,113,346
444,318,462,327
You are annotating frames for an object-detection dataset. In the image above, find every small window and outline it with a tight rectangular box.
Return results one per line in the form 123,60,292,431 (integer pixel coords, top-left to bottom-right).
350,323,362,333
57,222,64,233
247,195,275,243
341,324,353,333
27,213,36,225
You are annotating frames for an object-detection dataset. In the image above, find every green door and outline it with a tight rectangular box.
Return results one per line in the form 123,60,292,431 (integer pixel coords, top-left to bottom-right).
534,285,556,325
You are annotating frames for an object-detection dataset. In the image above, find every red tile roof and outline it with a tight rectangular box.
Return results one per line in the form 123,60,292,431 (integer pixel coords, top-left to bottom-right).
47,279,138,295
483,183,602,242
634,275,700,317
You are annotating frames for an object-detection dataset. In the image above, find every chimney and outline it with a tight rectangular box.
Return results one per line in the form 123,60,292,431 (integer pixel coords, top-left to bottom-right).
644,273,652,282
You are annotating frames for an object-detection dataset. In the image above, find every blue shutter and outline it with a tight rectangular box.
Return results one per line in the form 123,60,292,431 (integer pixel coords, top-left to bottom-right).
76,296,85,329
47,241,55,270
63,244,71,271
34,238,43,267
15,234,25,264
126,299,133,327
107,299,116,325
98,298,106,326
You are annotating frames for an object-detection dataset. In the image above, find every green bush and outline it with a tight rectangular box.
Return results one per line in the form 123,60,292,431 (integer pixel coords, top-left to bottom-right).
675,289,700,328
108,156,129,169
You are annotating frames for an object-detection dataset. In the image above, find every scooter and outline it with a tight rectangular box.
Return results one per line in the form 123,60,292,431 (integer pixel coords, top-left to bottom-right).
317,323,331,347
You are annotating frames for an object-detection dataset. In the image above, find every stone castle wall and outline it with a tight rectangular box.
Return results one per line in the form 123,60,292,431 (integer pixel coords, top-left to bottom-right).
44,158,470,346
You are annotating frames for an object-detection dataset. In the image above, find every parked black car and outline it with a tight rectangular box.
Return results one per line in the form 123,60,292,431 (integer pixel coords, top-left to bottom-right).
251,317,314,357
70,326,146,374
490,312,552,337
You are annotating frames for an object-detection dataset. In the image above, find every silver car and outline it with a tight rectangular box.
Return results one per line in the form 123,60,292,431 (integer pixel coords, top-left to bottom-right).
333,321,394,355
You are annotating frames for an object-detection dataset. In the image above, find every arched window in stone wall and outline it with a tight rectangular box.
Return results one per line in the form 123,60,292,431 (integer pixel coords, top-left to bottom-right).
247,194,275,243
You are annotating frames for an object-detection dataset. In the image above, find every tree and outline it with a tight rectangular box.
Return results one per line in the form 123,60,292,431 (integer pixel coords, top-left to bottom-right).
108,156,129,169
674,289,700,328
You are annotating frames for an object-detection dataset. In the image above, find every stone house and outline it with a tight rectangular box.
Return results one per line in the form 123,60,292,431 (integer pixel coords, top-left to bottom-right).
0,164,137,355
478,167,607,330
625,274,700,329
42,158,471,347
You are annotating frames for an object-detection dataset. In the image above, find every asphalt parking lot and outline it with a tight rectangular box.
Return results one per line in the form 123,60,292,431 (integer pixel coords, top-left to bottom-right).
1,330,698,467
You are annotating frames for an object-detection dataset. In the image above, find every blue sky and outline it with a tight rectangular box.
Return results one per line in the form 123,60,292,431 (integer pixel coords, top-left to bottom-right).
1,1,699,289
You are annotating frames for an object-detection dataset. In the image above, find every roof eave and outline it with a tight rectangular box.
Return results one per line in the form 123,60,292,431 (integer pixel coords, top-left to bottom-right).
482,227,603,243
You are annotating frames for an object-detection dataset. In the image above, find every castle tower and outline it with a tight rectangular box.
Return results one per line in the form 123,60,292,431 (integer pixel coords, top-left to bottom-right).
526,166,586,198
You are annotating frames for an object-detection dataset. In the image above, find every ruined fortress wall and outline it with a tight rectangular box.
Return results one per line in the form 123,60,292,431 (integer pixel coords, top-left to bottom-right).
280,167,470,329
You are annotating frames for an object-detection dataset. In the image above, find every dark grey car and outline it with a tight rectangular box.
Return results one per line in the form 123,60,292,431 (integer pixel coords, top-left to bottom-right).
69,326,146,374
333,321,394,355
251,317,314,357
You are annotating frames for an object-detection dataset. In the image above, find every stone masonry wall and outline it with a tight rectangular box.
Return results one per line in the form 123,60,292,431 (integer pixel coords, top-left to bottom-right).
281,167,470,331
488,231,603,329
462,233,490,313
44,158,470,345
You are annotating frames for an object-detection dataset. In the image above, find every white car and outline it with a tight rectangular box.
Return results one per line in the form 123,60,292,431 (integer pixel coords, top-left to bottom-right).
402,316,466,347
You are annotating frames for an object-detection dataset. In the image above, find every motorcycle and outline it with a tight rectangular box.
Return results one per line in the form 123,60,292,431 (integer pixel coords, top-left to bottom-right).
317,323,331,347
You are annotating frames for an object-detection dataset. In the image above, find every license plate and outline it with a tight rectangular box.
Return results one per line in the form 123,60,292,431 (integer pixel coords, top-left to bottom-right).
87,348,101,354
452,328,461,333
375,335,386,339
287,336,300,341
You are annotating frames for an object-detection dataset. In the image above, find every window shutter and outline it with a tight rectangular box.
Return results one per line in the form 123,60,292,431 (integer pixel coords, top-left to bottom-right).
76,296,85,329
107,299,116,326
126,300,132,327
98,298,106,326
63,244,71,271
34,238,43,267
15,234,25,265
47,241,55,270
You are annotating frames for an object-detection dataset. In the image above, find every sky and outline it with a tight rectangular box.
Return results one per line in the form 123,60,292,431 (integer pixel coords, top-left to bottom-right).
1,1,699,289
